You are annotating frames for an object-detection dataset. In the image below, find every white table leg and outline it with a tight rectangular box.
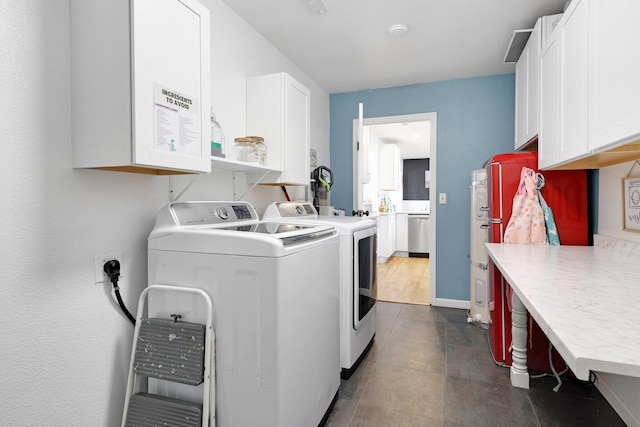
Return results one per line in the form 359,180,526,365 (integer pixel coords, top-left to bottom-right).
511,290,529,388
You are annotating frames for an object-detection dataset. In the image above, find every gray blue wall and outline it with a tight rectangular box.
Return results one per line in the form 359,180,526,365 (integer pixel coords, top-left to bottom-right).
330,74,516,302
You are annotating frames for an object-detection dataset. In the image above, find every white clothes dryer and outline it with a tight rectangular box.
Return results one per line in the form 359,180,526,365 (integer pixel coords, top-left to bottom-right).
263,201,377,379
147,201,340,427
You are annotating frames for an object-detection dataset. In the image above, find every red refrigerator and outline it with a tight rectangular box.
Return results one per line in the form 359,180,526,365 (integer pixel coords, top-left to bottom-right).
485,151,589,372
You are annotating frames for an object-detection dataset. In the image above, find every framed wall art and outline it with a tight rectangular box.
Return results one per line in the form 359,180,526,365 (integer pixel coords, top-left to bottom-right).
622,173,640,232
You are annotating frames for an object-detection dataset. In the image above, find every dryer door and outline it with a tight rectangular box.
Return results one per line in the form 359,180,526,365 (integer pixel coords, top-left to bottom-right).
353,227,377,329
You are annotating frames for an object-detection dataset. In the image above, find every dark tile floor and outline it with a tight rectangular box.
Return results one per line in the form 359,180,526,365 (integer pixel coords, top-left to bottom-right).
326,302,626,427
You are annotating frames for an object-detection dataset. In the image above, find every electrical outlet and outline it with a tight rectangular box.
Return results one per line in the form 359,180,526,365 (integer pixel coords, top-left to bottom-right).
439,193,447,204
94,252,123,284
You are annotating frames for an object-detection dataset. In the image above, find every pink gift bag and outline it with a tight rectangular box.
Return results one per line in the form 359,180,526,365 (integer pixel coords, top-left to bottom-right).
503,167,546,244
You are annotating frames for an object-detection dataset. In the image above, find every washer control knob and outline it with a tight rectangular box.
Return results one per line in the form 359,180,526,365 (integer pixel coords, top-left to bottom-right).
295,205,305,215
216,207,229,220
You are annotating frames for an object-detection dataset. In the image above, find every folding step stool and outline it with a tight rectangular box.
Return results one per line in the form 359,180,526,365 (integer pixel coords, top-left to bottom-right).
121,285,215,427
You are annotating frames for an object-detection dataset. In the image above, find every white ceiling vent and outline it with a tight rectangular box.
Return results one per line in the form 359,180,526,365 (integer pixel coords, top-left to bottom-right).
503,29,533,63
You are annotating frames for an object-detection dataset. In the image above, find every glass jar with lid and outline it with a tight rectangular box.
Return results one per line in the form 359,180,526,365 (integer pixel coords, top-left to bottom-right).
248,136,267,165
234,137,257,163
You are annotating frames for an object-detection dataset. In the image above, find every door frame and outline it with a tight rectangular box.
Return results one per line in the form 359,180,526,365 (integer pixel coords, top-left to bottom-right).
352,112,437,306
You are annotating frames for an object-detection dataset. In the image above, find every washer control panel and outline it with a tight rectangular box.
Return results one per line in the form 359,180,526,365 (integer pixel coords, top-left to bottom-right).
170,201,258,225
265,202,317,218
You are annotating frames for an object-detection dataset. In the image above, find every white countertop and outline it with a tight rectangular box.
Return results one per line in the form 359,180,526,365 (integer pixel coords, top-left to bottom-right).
485,240,640,380
368,211,395,217
373,211,430,215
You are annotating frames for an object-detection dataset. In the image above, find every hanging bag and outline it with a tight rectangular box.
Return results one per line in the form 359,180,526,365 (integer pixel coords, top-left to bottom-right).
538,192,560,245
536,173,560,245
503,167,547,244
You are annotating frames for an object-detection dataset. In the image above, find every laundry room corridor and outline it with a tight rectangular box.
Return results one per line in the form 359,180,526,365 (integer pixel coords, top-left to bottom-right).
376,257,429,305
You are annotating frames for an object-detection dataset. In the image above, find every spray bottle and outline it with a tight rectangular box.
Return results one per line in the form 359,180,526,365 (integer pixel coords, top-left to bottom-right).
210,108,225,157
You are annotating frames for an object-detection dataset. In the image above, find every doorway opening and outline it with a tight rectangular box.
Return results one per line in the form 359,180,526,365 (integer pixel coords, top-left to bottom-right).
352,112,437,306
376,256,430,305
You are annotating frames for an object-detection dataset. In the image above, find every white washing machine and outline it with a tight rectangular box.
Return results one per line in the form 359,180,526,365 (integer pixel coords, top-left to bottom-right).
147,201,340,427
263,201,377,379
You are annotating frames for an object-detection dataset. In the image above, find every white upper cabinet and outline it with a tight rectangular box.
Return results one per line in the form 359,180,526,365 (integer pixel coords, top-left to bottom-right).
539,0,588,169
514,15,562,151
558,0,589,162
70,0,211,174
539,26,561,169
379,144,401,191
514,20,541,150
588,0,640,152
538,1,640,169
246,73,310,185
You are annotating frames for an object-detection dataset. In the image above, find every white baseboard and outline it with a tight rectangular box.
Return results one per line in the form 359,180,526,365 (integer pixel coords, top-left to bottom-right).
595,372,640,427
431,298,470,310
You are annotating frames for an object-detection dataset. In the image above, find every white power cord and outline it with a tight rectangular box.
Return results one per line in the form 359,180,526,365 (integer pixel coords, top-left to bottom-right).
529,341,569,392
549,341,568,392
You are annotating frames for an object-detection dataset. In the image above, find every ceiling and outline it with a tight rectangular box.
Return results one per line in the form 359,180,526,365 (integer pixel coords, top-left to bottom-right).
221,0,569,94
368,121,430,159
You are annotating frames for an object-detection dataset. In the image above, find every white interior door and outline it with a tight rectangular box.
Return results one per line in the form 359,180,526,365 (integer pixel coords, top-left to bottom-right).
354,103,366,212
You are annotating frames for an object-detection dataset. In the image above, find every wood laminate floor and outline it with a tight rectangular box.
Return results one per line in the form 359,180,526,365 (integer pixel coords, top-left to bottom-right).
376,256,429,305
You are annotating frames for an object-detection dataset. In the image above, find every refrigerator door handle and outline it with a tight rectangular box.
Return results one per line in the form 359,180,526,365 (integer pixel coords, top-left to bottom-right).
480,224,490,230
479,206,490,212
489,218,502,224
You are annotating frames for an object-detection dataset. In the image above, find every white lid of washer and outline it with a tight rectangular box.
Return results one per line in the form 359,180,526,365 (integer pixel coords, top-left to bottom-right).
263,202,376,234
149,201,338,257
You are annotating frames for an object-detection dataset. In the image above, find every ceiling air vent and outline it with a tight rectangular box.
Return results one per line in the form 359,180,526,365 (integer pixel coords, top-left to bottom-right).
503,29,533,63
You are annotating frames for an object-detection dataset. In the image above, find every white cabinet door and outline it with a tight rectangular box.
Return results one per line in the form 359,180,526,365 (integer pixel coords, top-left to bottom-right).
539,30,561,169
377,216,390,259
246,73,310,185
514,20,541,150
589,0,640,151
558,0,589,162
71,0,211,174
396,213,408,252
514,51,528,149
389,214,397,255
379,144,401,191
376,215,397,259
539,0,589,170
525,23,541,147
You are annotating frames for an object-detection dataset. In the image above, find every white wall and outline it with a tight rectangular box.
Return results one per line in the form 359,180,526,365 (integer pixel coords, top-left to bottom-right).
596,161,640,424
0,0,329,425
174,0,330,211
